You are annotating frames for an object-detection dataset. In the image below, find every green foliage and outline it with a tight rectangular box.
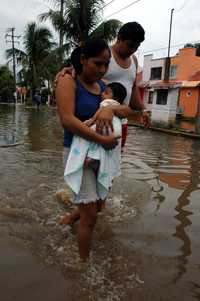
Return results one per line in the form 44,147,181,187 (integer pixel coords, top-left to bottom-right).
0,65,14,102
90,19,122,42
39,0,122,48
63,0,104,43
151,120,178,130
3,1,122,102
151,121,168,129
5,22,60,100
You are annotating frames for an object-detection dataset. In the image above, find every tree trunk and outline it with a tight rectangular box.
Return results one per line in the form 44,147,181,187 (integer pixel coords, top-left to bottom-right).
59,0,64,46
79,0,88,43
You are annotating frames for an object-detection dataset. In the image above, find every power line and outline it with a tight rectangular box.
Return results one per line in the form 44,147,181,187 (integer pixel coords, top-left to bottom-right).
175,0,191,13
142,40,200,55
102,0,116,9
96,0,117,13
105,0,142,19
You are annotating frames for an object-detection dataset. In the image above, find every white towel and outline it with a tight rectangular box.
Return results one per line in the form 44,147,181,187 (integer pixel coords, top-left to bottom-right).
64,99,122,200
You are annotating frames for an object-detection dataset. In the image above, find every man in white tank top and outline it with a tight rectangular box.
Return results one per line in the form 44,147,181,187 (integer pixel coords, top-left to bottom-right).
103,22,150,145
105,51,136,106
104,22,144,107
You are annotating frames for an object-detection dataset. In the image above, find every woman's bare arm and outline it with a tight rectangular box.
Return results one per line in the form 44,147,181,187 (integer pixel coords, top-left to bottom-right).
55,75,119,149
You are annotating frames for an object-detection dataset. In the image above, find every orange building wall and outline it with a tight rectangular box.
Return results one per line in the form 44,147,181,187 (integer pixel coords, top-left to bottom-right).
171,48,200,80
179,88,199,118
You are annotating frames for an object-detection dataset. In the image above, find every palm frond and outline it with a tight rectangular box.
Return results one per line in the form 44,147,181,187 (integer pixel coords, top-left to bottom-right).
39,10,65,31
64,0,105,42
90,19,122,42
5,48,27,67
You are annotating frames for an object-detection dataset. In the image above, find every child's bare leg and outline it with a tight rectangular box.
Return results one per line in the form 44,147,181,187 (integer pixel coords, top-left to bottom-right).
78,202,98,261
84,157,95,168
59,208,80,225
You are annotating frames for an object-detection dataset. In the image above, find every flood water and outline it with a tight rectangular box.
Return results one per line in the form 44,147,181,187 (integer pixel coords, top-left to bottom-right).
0,103,200,301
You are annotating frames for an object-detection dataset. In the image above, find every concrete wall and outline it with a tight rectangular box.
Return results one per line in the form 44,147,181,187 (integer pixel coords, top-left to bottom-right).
151,88,179,123
143,55,166,83
144,89,154,111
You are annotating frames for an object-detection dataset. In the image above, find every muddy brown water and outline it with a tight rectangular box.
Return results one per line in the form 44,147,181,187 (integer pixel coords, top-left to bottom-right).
0,104,200,301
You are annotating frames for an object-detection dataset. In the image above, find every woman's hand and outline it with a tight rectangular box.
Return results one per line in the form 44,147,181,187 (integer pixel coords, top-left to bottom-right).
89,107,114,134
100,134,120,150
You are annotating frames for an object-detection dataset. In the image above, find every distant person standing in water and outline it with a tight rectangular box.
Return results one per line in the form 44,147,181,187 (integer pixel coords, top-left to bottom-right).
34,91,41,110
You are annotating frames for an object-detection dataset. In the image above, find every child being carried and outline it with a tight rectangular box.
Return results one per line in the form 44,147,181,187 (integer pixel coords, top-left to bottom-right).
64,81,127,201
84,81,127,167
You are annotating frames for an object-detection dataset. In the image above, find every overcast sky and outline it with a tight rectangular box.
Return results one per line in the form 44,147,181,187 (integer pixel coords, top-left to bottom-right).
0,0,199,66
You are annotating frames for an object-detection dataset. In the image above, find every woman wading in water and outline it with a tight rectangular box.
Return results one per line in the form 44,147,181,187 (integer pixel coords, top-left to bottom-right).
56,39,137,261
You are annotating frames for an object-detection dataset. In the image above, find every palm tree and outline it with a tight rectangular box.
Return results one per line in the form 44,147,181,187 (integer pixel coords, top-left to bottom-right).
39,0,66,47
0,65,14,102
6,22,56,100
39,0,122,48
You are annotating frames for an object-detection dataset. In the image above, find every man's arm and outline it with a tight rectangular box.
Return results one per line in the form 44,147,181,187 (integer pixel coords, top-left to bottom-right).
129,56,151,127
129,83,150,127
129,83,145,111
130,55,145,111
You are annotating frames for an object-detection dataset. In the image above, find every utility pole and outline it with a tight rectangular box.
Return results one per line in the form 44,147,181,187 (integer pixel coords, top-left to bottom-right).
164,8,174,81
5,28,21,102
60,0,64,46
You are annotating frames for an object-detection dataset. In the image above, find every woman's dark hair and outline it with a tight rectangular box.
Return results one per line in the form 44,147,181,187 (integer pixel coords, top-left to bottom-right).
118,22,145,43
71,46,82,75
107,82,127,104
71,39,111,75
82,38,110,59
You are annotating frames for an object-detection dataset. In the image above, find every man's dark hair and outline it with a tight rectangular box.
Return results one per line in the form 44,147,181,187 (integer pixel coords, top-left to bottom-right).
71,39,110,75
107,82,127,104
118,22,145,43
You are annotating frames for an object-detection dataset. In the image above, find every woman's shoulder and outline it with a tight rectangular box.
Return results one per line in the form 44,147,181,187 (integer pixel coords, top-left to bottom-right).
59,74,76,88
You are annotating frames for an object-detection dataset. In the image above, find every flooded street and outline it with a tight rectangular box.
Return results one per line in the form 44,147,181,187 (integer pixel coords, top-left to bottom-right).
0,103,200,301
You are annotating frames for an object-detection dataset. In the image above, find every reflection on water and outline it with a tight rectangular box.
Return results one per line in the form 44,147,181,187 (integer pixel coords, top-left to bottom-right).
1,104,200,300
176,120,196,132
172,148,200,284
0,104,28,145
0,134,16,145
124,126,200,300
173,189,192,283
191,283,200,300
175,119,200,133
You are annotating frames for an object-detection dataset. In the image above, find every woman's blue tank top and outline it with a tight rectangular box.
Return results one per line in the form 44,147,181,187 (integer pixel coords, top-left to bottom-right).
64,79,106,147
